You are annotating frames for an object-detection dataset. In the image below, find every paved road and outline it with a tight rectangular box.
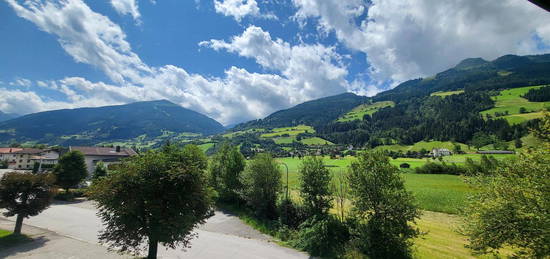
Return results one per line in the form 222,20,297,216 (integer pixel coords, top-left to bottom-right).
11,201,308,259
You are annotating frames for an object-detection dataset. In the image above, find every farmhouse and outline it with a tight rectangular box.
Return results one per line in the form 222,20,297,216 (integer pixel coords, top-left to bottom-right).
0,148,59,170
431,148,452,157
69,146,137,175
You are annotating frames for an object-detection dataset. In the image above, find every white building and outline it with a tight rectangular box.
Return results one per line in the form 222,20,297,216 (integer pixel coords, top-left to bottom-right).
431,148,452,157
0,148,59,170
69,146,137,175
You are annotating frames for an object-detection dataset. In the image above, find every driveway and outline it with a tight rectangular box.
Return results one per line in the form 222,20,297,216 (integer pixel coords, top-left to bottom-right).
2,200,308,259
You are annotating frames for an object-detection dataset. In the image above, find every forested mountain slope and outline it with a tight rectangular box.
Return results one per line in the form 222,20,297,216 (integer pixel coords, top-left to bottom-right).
0,100,224,145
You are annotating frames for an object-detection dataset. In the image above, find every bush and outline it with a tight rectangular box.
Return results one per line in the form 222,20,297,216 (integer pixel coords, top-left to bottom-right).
414,161,467,175
291,215,349,257
277,198,307,229
399,163,410,168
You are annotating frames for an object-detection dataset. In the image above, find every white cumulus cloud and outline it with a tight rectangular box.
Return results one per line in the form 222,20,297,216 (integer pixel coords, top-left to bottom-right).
3,0,354,125
293,0,550,85
214,0,276,21
110,0,141,22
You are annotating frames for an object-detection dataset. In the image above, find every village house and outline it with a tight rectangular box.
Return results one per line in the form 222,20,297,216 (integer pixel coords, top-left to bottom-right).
69,146,137,175
0,148,60,170
431,148,452,157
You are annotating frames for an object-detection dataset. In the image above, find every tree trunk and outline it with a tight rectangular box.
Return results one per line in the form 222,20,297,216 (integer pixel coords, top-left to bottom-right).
147,238,158,259
14,213,24,234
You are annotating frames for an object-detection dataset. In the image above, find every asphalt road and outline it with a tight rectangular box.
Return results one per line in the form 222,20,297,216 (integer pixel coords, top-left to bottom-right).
18,201,308,259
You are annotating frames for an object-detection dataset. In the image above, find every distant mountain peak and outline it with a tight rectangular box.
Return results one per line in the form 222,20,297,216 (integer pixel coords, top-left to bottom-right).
454,58,489,70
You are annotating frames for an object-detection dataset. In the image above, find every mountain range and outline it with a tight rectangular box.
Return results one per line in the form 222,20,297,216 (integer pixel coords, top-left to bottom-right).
1,53,548,147
0,100,224,146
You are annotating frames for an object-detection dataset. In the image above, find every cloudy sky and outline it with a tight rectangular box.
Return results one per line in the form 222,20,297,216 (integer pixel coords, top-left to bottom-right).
1,0,549,125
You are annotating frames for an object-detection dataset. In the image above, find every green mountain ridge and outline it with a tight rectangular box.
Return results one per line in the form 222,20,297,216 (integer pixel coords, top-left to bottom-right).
0,100,224,146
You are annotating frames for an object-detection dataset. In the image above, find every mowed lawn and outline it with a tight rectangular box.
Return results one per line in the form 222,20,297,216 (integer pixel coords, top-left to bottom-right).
480,85,550,124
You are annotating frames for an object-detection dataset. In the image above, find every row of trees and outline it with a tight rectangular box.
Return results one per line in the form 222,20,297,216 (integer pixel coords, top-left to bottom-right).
208,142,421,258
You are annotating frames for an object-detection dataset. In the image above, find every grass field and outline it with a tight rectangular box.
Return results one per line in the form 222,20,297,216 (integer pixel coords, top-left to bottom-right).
480,85,550,124
374,141,473,153
223,128,265,138
431,90,464,97
260,125,314,138
276,156,477,214
198,142,214,152
300,137,333,145
337,101,394,122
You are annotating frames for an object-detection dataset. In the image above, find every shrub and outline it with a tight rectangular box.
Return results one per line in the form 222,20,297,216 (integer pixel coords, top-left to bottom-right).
399,163,410,168
277,198,307,229
291,215,349,257
414,161,467,175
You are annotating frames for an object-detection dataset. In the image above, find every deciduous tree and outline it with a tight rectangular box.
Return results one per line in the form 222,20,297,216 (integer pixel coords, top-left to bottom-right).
88,145,213,259
242,153,281,219
0,172,55,234
54,151,87,193
347,152,421,258
208,143,245,202
298,156,332,217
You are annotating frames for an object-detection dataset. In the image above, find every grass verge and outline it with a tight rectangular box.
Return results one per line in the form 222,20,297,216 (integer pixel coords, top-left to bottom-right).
0,229,32,249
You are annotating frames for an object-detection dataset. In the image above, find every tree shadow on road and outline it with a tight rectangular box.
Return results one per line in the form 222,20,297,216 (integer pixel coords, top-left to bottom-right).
0,234,49,257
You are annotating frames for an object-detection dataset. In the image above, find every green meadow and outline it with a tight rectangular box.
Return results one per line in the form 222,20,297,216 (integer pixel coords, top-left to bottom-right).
337,101,394,122
431,90,465,97
480,85,550,124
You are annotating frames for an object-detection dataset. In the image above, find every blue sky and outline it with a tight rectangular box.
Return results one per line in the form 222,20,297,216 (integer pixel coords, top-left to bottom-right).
1,0,549,125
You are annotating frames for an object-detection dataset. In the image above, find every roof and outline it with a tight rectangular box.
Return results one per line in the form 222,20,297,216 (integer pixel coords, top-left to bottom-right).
0,148,48,154
69,146,137,157
11,148,46,154
0,148,23,154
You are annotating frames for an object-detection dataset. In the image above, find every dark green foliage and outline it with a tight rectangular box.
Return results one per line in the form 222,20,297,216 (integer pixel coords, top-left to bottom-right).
0,160,8,169
522,85,550,102
93,162,108,180
463,149,550,258
415,161,468,175
235,93,368,129
0,172,55,234
277,198,306,229
208,143,246,202
54,151,87,192
318,92,520,146
470,132,494,150
291,215,349,257
373,54,550,103
242,153,281,219
0,100,224,145
347,152,421,258
515,138,523,148
298,157,332,217
88,145,213,259
519,107,528,113
399,163,410,168
464,155,502,176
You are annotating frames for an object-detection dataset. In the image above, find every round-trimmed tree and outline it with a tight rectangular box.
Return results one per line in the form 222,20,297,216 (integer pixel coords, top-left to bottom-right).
88,145,213,259
0,172,55,234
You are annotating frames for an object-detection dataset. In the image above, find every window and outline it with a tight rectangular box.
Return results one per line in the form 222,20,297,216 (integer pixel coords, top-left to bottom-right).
18,165,21,168
27,160,31,163
19,160,22,163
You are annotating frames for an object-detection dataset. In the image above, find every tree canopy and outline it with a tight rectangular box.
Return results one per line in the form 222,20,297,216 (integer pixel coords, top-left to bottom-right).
88,145,213,259
0,172,55,234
